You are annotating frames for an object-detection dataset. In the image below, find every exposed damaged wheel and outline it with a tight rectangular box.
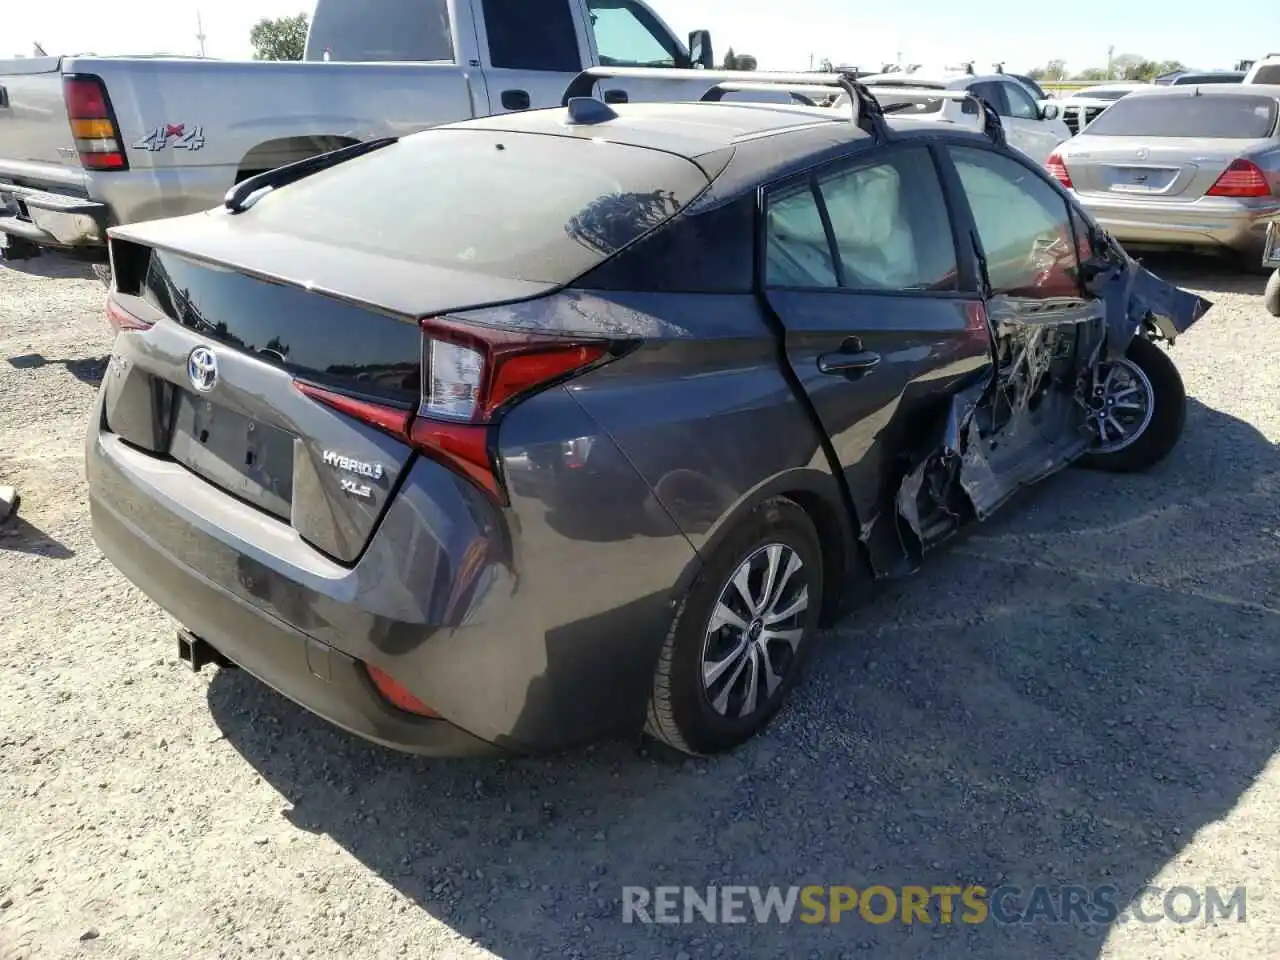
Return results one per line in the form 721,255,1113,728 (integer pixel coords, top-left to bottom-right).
1079,337,1186,473
644,498,823,756
1265,269,1280,319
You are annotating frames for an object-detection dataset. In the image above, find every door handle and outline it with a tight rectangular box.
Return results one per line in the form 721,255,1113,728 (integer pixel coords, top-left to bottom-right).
501,89,531,111
603,88,629,104
817,350,881,377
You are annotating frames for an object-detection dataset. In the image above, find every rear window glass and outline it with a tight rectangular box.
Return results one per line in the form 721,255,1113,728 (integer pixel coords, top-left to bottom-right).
1253,65,1280,84
305,0,453,61
1084,94,1278,138
246,129,708,284
1171,74,1241,85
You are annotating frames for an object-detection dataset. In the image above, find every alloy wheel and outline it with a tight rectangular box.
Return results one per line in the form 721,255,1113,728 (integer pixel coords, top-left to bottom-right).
1085,356,1155,454
700,543,810,719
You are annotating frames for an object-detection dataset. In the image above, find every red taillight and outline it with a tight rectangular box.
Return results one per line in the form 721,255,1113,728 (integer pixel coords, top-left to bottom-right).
421,317,610,422
365,664,440,718
294,320,614,503
1046,151,1073,189
1206,159,1272,198
63,75,128,172
407,418,502,500
105,295,152,333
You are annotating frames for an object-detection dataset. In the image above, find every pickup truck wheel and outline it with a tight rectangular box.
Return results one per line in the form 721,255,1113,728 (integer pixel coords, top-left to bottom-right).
644,497,824,756
1265,268,1280,318
1079,336,1186,473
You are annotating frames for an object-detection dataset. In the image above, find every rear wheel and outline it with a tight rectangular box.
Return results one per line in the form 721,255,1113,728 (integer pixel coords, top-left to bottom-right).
644,497,824,756
1265,268,1280,318
1079,336,1186,473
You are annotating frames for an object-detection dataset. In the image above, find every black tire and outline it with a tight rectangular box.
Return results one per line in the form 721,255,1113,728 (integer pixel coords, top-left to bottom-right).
644,497,824,756
1079,336,1186,473
1265,268,1280,318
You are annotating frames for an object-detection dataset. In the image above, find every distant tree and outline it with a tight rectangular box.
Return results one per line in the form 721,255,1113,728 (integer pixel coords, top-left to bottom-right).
1074,66,1109,81
1026,66,1047,80
1126,60,1163,81
1044,58,1068,81
1156,59,1187,76
734,54,758,71
721,47,737,70
819,57,834,73
250,13,309,61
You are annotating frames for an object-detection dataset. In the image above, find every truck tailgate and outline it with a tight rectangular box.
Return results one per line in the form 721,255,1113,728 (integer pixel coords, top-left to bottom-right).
0,57,75,171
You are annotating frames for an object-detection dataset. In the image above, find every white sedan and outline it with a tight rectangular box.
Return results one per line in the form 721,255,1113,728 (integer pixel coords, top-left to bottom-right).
838,71,1072,166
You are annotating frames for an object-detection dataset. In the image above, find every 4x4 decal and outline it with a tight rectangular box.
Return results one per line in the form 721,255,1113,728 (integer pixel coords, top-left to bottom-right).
133,124,206,152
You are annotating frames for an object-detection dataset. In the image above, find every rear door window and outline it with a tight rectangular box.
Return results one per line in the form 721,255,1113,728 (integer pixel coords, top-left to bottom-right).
245,129,707,284
764,147,958,292
764,183,839,288
305,0,453,61
1083,94,1278,138
968,81,1010,116
816,147,957,292
483,0,581,72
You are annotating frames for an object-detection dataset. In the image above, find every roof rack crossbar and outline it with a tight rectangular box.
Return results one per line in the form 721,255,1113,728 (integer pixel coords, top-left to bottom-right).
557,68,1006,149
560,66,854,105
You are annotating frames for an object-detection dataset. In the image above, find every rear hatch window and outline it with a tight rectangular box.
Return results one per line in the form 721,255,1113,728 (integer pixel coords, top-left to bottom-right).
1083,94,1278,138
243,128,709,285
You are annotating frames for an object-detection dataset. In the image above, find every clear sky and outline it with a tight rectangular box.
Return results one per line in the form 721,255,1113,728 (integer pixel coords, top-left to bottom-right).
6,0,1261,73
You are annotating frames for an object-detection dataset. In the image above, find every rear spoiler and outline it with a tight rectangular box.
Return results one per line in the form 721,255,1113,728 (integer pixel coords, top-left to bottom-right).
559,67,1005,148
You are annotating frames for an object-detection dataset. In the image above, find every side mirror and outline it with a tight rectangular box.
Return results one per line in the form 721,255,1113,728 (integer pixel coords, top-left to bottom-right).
1040,102,1060,121
688,30,714,69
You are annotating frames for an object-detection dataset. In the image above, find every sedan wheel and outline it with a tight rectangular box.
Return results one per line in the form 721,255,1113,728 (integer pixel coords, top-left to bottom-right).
645,497,824,756
1079,336,1186,473
701,543,809,719
1085,356,1155,454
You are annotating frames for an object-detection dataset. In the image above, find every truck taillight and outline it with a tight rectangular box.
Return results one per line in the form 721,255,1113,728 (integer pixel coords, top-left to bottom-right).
1046,151,1073,190
1206,159,1272,198
294,318,617,503
63,75,129,171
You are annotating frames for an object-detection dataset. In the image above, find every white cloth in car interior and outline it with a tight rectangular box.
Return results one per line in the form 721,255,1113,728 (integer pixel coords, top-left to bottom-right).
821,164,918,289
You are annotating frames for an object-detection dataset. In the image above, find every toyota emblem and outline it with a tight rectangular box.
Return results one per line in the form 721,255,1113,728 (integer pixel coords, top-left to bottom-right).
1136,148,1148,160
187,346,219,393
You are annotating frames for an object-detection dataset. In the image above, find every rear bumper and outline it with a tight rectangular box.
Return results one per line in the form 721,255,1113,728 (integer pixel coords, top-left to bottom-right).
1076,192,1280,255
1263,221,1280,269
0,182,109,248
93,493,502,757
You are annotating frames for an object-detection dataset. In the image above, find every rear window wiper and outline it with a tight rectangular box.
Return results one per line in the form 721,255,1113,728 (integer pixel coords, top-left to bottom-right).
223,137,399,213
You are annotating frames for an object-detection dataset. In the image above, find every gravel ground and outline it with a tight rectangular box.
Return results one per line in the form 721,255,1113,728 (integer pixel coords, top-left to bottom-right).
1,252,1278,960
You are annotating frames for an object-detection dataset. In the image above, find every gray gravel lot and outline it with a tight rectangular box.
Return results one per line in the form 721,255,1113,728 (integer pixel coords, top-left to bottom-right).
1,252,1278,960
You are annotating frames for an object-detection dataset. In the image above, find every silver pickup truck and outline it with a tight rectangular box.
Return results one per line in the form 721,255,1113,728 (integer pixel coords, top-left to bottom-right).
0,0,721,258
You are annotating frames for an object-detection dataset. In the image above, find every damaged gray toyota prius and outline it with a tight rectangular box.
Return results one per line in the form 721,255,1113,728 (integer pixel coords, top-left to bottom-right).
86,70,1211,758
